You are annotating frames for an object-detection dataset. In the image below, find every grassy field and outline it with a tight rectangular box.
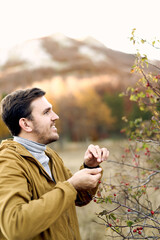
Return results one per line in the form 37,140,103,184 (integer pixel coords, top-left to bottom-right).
49,139,160,240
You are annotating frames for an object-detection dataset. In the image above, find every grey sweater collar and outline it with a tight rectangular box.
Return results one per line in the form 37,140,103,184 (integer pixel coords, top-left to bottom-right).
13,136,54,180
13,136,46,153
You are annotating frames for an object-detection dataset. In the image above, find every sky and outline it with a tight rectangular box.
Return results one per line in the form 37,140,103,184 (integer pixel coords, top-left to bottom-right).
0,0,160,60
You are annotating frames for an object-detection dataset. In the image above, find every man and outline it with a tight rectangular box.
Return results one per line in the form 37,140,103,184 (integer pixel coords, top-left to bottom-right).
0,88,109,240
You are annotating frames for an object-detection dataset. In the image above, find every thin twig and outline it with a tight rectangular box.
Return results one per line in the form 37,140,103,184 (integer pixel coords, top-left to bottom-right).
107,159,160,173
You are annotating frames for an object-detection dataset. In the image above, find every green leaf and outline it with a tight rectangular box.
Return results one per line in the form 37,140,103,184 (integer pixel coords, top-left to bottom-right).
108,197,112,204
119,92,125,97
127,220,134,227
109,213,116,220
105,197,112,204
97,198,104,204
137,92,145,98
142,143,148,149
130,95,138,102
99,210,107,216
114,227,120,233
132,195,136,199
135,118,142,124
140,105,145,111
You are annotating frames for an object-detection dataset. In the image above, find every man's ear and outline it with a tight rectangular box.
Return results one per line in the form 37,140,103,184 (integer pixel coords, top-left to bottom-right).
19,118,32,132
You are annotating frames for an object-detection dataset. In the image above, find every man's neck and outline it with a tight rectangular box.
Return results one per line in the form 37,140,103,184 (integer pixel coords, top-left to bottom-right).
18,132,39,144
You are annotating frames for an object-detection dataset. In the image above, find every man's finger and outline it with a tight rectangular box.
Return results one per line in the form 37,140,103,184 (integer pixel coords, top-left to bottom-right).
88,144,101,160
95,145,102,162
101,148,109,161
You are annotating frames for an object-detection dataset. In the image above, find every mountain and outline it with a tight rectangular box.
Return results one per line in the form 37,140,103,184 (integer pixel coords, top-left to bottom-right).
0,33,148,95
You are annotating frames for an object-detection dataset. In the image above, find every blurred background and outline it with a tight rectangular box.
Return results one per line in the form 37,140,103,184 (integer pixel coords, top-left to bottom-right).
0,1,160,239
0,0,159,142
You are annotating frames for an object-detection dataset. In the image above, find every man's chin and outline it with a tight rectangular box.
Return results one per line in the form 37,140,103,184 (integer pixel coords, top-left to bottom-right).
52,137,59,142
47,135,59,144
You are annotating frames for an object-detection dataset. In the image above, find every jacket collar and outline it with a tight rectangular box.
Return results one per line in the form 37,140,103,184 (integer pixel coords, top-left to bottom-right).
1,139,54,181
1,138,51,157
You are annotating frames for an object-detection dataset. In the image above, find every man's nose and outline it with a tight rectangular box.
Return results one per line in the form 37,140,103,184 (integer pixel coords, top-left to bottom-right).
51,111,59,120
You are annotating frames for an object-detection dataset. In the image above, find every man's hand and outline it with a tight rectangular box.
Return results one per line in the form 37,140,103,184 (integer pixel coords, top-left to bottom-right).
84,144,109,168
67,168,102,190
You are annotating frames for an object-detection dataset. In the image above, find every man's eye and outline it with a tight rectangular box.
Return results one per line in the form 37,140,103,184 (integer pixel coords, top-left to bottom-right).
44,110,49,114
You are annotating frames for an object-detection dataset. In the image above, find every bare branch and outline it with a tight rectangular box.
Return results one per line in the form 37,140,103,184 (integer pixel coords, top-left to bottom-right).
107,159,160,173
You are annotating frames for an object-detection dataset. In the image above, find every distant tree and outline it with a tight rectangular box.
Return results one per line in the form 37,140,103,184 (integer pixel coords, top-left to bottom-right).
56,94,79,141
0,93,11,139
0,117,10,139
55,88,115,141
103,93,125,134
75,88,115,140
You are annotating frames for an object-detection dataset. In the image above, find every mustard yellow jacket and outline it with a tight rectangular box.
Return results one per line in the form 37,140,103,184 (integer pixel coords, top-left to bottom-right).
0,139,97,240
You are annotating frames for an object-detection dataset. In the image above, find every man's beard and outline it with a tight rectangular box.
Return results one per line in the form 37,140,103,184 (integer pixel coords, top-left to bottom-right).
32,122,59,145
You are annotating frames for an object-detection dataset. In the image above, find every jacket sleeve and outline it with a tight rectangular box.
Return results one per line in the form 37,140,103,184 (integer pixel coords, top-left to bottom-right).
51,149,102,207
60,159,102,207
75,164,102,207
0,153,77,240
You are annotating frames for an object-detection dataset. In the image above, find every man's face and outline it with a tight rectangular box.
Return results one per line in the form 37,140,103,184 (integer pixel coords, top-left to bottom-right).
29,96,59,144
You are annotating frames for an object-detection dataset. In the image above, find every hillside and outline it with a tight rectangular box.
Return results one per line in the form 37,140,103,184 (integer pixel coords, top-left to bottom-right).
0,33,146,95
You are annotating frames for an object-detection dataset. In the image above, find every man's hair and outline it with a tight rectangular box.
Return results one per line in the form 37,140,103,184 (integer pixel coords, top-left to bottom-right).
1,88,45,136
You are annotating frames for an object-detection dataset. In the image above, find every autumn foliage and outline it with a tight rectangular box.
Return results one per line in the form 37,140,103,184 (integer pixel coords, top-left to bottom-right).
56,88,115,141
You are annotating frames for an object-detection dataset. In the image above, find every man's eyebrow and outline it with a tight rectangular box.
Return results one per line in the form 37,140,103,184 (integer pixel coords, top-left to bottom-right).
42,106,52,114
